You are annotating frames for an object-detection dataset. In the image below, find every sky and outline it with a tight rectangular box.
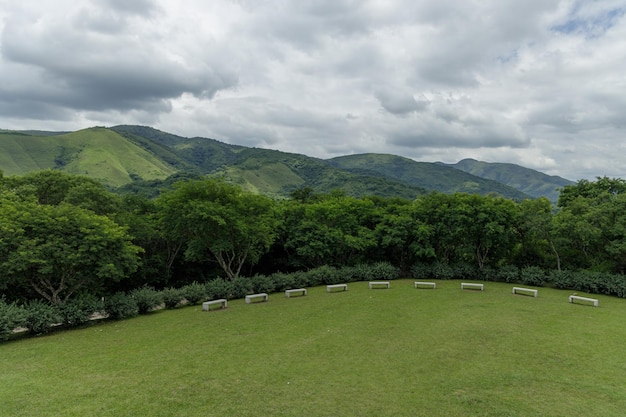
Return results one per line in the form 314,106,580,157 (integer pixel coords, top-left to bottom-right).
1,0,625,181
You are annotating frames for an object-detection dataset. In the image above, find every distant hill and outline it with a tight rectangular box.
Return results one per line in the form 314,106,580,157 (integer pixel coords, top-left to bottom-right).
443,159,574,203
0,127,177,187
328,154,531,200
1,125,569,201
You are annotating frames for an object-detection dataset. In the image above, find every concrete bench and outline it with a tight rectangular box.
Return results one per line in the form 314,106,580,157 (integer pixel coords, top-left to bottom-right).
461,282,484,291
369,281,390,289
512,287,538,297
202,299,227,311
326,284,348,292
245,293,268,304
569,295,598,307
285,288,307,298
414,281,436,289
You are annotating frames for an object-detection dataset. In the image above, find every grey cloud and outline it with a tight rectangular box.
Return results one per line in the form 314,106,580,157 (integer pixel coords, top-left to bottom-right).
0,7,238,116
375,90,429,115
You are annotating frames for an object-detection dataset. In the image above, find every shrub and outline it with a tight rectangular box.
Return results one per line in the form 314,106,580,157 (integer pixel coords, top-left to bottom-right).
370,262,400,280
251,274,276,294
452,263,480,280
307,265,341,285
105,292,139,320
182,282,208,305
291,271,310,289
23,300,62,335
59,295,102,327
130,286,163,314
0,299,26,342
205,279,234,300
269,272,295,292
494,265,520,283
410,262,433,280
231,277,254,299
161,287,183,309
519,266,546,287
431,262,455,280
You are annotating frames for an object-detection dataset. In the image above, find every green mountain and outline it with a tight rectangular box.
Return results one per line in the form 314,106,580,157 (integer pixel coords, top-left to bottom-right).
445,159,574,203
328,154,531,200
0,127,178,187
1,125,568,201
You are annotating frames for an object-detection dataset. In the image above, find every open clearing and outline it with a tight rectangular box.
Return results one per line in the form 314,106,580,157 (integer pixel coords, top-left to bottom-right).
1,280,625,417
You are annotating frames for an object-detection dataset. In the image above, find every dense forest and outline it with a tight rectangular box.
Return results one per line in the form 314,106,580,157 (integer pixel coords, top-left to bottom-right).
1,169,625,338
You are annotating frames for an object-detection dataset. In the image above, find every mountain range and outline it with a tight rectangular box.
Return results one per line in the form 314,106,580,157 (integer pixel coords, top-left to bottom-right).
0,125,574,202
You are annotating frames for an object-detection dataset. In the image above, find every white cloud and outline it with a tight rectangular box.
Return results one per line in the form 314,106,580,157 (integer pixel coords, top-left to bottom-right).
1,0,625,180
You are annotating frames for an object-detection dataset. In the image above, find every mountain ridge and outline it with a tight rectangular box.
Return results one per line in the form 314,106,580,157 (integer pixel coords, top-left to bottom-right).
0,125,574,201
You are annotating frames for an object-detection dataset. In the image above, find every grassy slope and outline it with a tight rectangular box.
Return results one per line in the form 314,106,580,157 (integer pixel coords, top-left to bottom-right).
448,159,575,203
0,128,178,187
329,154,531,200
1,281,624,417
0,132,62,174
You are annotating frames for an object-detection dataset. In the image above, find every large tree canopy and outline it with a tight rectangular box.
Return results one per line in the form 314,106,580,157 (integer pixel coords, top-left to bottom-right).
0,195,141,304
157,179,278,279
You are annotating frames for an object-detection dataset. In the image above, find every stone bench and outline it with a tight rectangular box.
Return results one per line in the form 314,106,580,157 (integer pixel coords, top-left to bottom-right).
285,288,307,298
461,282,484,291
414,281,436,289
569,295,598,307
202,299,227,311
245,293,268,304
326,284,348,292
369,281,390,289
512,287,538,297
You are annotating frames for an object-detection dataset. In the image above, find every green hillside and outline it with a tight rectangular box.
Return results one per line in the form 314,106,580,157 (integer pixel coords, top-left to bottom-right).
328,153,531,200
447,159,574,203
213,147,428,199
0,127,178,187
1,125,569,200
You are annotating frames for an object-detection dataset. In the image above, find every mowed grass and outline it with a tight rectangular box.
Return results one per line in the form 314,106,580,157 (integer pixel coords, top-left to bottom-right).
2,281,626,417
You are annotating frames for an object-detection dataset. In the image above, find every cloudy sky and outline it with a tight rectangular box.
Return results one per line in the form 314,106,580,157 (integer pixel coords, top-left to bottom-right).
1,0,625,180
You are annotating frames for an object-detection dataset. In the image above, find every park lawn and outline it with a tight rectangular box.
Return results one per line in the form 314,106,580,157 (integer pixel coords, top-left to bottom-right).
1,280,625,417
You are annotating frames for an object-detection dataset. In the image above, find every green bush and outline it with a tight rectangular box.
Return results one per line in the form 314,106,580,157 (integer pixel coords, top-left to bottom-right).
181,282,208,305
307,265,341,285
452,263,480,280
59,295,102,327
370,262,400,280
268,272,294,292
431,262,455,280
231,277,254,298
410,262,433,279
494,265,520,283
0,299,26,342
519,266,546,287
161,287,183,309
130,286,163,314
552,270,576,288
205,279,234,300
23,300,62,335
105,293,139,320
251,274,276,294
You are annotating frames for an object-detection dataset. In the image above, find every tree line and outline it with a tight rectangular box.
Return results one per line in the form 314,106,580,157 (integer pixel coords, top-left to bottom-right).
2,169,626,309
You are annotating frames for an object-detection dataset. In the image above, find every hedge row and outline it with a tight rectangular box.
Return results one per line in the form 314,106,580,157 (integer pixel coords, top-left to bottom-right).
410,262,626,297
0,262,399,341
4,262,624,342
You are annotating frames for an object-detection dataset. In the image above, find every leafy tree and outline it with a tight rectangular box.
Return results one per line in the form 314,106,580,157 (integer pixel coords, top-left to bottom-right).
157,179,278,280
280,194,377,268
0,197,141,304
512,197,555,269
372,198,434,274
3,170,120,215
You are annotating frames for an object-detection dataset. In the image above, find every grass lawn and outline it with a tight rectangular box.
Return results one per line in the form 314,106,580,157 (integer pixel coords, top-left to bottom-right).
1,280,625,416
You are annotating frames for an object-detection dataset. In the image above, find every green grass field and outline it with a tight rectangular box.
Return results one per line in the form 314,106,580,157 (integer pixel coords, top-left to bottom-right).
2,280,625,416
